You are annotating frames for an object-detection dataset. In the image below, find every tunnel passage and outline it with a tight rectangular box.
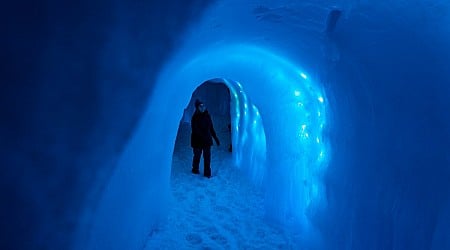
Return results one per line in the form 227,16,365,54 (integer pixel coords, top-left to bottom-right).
174,78,267,184
152,79,279,248
175,80,233,177
158,45,331,229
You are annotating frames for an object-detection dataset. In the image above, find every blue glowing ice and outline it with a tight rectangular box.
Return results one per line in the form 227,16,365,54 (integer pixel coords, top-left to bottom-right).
5,0,450,249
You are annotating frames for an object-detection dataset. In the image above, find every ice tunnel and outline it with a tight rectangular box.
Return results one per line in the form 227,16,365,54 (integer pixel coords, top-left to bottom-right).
1,0,450,249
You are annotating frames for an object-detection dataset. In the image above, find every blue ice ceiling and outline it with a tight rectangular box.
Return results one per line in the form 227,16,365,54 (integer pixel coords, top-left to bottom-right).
1,0,450,250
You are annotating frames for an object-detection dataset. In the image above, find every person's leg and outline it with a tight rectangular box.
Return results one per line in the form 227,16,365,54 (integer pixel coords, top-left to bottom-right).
203,146,211,177
192,148,202,174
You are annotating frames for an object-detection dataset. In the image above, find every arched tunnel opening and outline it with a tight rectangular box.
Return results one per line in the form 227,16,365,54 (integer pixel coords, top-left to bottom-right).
146,72,326,247
172,80,233,181
2,1,450,250
178,80,233,167
150,79,270,248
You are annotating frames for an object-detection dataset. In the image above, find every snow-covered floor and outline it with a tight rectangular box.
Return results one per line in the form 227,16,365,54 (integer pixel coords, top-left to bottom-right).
143,117,298,249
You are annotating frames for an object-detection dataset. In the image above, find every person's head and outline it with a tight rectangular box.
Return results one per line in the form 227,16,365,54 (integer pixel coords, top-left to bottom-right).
195,99,206,113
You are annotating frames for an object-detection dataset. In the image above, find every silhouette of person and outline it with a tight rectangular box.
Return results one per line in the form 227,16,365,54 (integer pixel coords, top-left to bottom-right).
191,99,220,178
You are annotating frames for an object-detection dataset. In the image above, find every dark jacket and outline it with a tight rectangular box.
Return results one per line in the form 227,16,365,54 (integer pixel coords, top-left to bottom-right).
191,109,218,148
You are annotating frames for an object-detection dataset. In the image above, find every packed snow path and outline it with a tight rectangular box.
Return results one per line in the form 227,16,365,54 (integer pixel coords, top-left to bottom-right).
143,120,300,249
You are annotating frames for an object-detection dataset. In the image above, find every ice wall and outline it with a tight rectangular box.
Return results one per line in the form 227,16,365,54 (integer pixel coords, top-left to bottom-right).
318,2,450,249
2,0,450,249
225,79,267,187
0,1,213,249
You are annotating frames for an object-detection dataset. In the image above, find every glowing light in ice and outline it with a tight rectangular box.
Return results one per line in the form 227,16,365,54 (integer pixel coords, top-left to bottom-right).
318,151,325,161
294,90,301,96
318,96,324,103
300,72,308,79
